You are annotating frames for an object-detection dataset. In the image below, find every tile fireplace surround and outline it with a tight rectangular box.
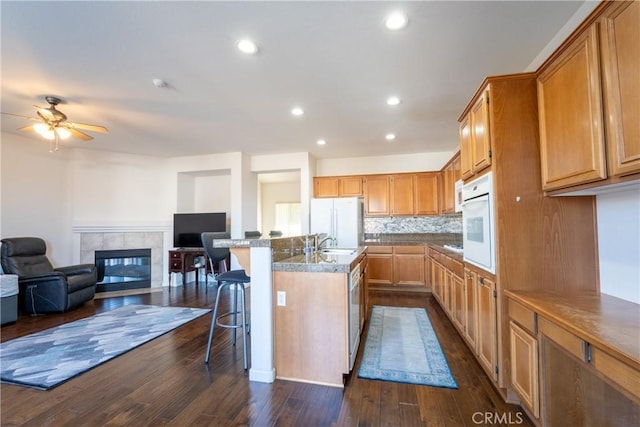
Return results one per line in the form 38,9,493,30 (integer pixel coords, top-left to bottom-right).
73,224,171,288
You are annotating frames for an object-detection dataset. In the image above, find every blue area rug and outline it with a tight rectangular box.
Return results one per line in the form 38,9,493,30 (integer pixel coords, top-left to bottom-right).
0,304,210,390
358,305,457,388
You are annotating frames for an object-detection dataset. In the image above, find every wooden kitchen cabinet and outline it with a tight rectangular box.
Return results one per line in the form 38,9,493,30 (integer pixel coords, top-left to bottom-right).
451,272,464,332
415,172,440,215
537,0,640,192
463,268,478,350
314,176,363,198
273,270,350,387
366,246,393,286
476,273,498,381
506,291,640,425
390,174,415,215
537,25,606,191
393,246,425,287
460,90,491,181
459,115,472,179
600,0,640,178
509,318,540,419
368,245,427,291
364,175,390,216
313,177,340,198
440,152,460,214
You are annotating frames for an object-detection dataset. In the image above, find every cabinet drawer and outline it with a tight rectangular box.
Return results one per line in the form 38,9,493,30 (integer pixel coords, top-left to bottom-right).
394,246,425,254
170,260,183,270
368,245,393,254
509,300,537,335
590,346,640,403
539,317,586,362
170,252,182,259
447,258,463,278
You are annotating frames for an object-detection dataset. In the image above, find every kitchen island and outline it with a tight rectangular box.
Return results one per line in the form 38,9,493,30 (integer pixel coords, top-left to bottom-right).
210,235,367,385
272,247,367,387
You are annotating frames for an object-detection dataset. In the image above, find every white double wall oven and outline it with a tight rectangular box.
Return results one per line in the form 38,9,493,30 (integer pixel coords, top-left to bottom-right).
462,172,496,274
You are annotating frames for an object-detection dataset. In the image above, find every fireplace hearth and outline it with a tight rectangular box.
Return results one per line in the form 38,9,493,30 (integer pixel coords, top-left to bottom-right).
95,249,152,292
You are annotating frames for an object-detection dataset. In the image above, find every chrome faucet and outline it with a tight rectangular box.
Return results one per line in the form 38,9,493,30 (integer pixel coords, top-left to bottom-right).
315,235,336,251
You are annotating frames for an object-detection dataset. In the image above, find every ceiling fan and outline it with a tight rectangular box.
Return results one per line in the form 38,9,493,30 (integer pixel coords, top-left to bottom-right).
1,96,108,151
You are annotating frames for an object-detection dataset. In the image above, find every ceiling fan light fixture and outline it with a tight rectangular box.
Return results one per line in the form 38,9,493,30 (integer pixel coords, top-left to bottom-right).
56,127,71,139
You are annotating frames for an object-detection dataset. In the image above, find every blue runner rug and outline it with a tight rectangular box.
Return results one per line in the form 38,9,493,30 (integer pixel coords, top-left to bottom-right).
358,305,457,388
0,304,210,390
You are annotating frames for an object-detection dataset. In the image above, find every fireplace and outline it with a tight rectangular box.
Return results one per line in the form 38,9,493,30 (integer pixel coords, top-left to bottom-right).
95,249,152,292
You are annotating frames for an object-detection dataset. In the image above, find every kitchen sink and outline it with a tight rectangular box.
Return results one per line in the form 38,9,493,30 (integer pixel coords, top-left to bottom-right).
319,248,357,255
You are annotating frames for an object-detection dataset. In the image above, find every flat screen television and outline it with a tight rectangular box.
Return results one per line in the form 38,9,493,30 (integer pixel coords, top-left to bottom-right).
173,212,226,248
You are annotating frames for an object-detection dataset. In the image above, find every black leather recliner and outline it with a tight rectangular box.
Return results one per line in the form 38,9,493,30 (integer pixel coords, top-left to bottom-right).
0,237,97,314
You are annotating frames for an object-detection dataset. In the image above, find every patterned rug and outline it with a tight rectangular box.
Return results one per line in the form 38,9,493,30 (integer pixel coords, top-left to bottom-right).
358,305,457,388
0,304,210,390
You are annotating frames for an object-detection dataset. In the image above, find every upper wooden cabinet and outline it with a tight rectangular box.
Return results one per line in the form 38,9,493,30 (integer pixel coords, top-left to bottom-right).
313,176,363,198
390,174,415,215
460,89,492,181
440,152,460,214
364,175,390,216
600,0,640,178
537,25,607,191
415,172,440,215
537,0,639,192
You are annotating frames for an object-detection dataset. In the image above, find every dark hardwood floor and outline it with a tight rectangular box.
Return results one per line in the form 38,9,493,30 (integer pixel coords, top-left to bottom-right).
0,285,532,426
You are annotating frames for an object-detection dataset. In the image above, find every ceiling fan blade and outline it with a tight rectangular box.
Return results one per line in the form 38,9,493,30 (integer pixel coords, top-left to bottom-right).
67,121,108,134
67,127,94,141
17,124,36,132
1,112,40,121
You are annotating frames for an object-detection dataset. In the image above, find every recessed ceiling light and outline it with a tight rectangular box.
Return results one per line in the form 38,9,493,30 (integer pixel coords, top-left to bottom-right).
385,12,408,30
291,107,304,117
387,96,401,106
152,78,167,88
317,139,327,146
385,133,396,141
237,39,258,54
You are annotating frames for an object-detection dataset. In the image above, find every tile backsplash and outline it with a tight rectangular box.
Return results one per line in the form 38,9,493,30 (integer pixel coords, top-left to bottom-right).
364,214,462,234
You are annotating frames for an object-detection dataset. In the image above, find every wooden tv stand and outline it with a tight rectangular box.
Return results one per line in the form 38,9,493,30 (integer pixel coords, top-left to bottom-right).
168,248,210,285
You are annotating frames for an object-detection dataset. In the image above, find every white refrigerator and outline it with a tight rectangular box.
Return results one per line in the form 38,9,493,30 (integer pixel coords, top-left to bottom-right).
310,197,363,248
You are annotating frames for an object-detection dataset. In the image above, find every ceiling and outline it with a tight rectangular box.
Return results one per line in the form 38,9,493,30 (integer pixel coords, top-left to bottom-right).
1,1,588,160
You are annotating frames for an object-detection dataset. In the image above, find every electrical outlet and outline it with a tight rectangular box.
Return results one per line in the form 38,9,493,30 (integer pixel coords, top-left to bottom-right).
277,291,286,306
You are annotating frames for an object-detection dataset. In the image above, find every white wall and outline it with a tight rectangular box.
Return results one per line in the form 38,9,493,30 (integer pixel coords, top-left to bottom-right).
1,135,74,266
316,151,455,176
261,180,301,235
597,188,640,304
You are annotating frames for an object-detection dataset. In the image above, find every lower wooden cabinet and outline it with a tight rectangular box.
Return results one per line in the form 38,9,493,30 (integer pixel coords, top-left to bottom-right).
366,246,393,287
507,292,640,425
367,245,426,291
476,273,498,381
509,321,539,418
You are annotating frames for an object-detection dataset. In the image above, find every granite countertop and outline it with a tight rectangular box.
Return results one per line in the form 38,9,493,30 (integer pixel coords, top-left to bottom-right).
273,247,367,273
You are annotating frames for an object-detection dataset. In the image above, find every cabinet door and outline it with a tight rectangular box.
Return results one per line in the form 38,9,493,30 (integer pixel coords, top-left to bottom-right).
445,162,457,213
431,261,443,302
393,248,425,287
476,275,498,381
510,321,540,419
600,1,640,177
390,175,415,215
367,253,393,286
451,273,464,332
463,268,477,349
339,176,364,196
364,176,390,216
459,114,473,180
314,177,340,198
538,25,607,190
415,173,439,215
452,152,462,182
470,89,492,174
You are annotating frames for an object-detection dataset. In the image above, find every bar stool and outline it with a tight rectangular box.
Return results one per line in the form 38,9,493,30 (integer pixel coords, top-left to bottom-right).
201,233,251,370
201,232,230,286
